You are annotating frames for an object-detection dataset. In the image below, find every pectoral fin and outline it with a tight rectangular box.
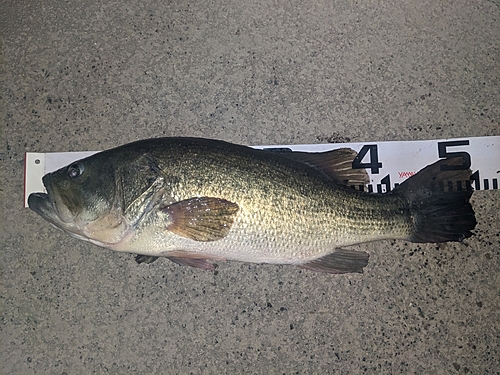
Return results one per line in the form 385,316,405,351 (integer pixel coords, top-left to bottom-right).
162,197,239,241
299,249,369,274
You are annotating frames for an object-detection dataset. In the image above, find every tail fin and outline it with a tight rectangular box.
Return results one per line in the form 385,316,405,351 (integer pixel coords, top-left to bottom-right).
394,157,476,243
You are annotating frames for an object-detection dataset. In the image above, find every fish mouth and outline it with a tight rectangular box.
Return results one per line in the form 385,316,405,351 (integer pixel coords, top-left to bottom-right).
28,190,91,242
28,191,61,225
28,182,131,247
28,192,53,216
31,173,81,224
28,173,73,224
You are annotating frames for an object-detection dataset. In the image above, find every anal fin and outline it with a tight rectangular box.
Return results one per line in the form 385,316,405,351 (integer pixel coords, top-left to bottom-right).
165,251,226,270
167,256,215,270
298,249,369,274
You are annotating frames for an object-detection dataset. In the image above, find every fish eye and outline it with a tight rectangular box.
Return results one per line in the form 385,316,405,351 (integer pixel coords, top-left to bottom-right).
67,162,85,178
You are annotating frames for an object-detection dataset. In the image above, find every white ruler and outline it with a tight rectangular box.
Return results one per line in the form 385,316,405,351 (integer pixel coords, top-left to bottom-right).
24,136,499,207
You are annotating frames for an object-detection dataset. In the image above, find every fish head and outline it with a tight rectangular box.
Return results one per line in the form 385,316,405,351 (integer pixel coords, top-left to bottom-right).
28,151,163,247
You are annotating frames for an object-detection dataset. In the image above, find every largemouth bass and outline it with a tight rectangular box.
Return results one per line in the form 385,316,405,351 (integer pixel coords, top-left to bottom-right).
28,137,476,274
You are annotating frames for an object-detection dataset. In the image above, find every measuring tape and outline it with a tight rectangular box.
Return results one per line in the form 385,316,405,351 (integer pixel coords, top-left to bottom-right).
24,136,499,207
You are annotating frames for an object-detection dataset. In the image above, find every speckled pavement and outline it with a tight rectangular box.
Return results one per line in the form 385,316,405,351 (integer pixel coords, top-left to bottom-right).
1,1,499,373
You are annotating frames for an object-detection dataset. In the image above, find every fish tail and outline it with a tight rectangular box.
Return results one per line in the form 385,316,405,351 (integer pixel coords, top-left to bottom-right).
393,157,477,243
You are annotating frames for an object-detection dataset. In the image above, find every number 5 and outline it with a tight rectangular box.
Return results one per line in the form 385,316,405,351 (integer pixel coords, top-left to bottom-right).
437,140,471,170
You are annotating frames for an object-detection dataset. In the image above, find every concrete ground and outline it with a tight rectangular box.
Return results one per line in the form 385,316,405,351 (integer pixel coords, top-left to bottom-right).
1,1,499,373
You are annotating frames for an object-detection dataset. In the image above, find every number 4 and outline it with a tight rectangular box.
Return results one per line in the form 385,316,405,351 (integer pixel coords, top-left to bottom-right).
352,145,382,174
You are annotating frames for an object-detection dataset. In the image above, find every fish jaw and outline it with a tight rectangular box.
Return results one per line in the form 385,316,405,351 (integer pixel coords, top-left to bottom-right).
28,192,79,231
28,191,133,248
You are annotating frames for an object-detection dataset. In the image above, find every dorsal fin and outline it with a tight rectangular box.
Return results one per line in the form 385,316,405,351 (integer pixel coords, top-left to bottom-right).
278,148,369,187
